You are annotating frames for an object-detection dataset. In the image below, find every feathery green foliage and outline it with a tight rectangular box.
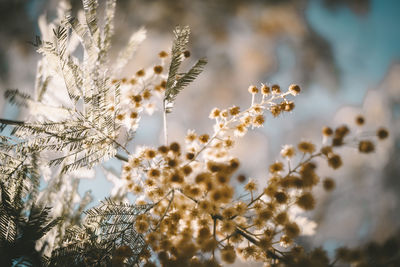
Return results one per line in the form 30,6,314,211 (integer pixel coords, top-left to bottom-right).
0,181,61,267
49,199,152,266
0,0,393,266
164,26,207,113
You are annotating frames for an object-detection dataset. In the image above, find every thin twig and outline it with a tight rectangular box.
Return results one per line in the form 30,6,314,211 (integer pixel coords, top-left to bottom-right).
115,153,128,162
163,100,168,145
0,118,24,126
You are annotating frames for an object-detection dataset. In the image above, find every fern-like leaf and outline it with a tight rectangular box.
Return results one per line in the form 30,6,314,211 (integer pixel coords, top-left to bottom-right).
49,199,152,266
4,89,32,107
164,26,207,113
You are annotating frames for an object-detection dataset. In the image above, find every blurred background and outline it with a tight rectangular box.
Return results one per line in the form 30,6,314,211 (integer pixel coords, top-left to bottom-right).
1,0,400,264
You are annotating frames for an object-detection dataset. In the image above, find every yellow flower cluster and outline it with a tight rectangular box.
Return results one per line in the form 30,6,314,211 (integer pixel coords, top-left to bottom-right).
110,51,170,133
118,81,388,266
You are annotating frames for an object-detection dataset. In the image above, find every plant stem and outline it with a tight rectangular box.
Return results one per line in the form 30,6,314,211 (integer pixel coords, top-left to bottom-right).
163,100,168,145
115,153,128,162
0,118,24,126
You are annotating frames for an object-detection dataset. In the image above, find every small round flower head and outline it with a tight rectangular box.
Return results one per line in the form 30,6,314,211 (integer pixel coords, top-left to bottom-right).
220,220,236,234
221,245,236,263
269,161,284,173
127,182,134,191
123,165,131,172
237,174,246,183
199,134,210,143
158,51,168,58
154,85,162,92
355,115,365,126
224,137,234,148
148,168,160,178
289,84,301,96
185,130,197,143
274,191,288,204
169,171,183,184
281,145,296,158
222,207,236,218
252,201,263,211
244,180,257,191
234,124,247,137
128,78,137,85
216,173,229,185
253,115,265,127
136,69,145,77
252,104,264,114
320,146,332,156
121,78,127,83
207,161,223,173
158,145,169,154
261,84,270,95
322,126,333,137
335,125,350,138
323,177,335,191
234,202,247,216
131,94,142,103
183,50,191,58
332,136,344,147
221,109,229,118
298,141,316,154
242,245,258,258
135,220,149,233
129,157,141,167
270,105,281,117
296,192,315,210
144,149,156,159
240,115,252,127
327,154,342,169
186,152,195,160
229,158,240,171
160,80,167,89
257,208,272,220
275,212,288,225
116,113,125,121
167,158,178,168
377,127,389,140
284,222,300,238
284,101,295,112
271,84,281,94
169,142,181,153
133,185,143,194
248,85,258,94
144,178,155,187
229,106,240,116
142,89,152,100
209,108,221,119
359,140,375,153
153,65,163,74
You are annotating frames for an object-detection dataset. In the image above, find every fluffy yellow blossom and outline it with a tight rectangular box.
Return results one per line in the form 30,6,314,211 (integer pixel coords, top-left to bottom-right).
281,145,296,158
248,85,259,94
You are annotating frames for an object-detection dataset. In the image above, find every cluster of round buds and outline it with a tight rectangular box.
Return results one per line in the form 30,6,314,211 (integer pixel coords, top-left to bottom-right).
289,84,301,96
281,145,296,158
271,84,281,94
248,83,300,96
110,50,171,133
117,73,390,265
248,85,259,94
321,114,389,154
208,83,301,141
247,83,300,118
